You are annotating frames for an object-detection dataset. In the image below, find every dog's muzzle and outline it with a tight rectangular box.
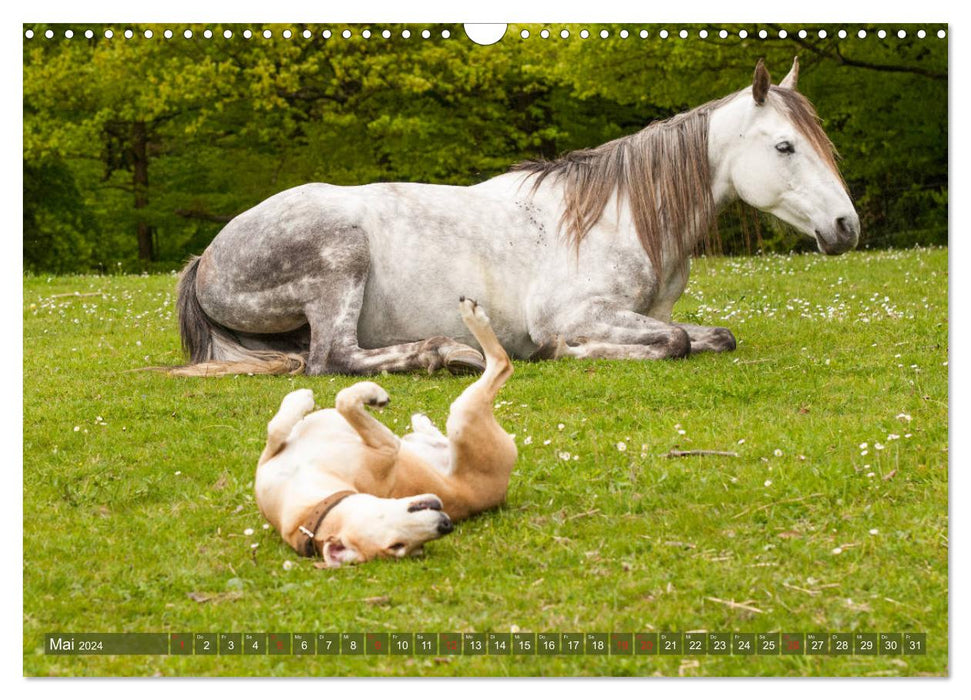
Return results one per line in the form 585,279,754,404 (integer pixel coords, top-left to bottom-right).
437,513,454,535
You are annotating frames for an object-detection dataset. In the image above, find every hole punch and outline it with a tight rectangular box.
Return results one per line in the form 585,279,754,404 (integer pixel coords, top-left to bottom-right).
464,24,507,46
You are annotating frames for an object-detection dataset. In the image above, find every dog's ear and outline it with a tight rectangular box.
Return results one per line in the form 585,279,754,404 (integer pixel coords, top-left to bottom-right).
321,537,360,568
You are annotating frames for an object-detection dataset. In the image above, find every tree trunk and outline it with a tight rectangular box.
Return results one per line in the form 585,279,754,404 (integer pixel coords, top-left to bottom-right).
132,121,153,261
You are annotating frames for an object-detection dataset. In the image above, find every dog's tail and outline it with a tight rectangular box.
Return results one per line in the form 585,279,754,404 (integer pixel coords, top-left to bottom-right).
170,256,306,377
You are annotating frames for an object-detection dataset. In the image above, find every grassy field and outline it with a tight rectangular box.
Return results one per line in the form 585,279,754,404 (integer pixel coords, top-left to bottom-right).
22,248,948,677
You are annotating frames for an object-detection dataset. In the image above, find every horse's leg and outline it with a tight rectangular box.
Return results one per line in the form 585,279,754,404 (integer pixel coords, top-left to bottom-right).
647,263,735,354
673,322,737,353
302,261,485,377
305,293,485,375
534,302,692,360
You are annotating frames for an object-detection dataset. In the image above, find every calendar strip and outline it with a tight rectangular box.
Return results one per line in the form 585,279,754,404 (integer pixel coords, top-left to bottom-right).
44,632,926,656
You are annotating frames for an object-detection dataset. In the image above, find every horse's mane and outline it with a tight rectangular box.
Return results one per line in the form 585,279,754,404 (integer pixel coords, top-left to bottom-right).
510,86,841,271
771,86,844,185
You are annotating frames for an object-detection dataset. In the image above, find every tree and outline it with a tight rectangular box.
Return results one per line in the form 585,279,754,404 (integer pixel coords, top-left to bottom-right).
22,23,948,271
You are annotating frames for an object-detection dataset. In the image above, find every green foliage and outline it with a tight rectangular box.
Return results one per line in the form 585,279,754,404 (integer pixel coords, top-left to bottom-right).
23,248,948,675
23,158,97,272
22,23,947,271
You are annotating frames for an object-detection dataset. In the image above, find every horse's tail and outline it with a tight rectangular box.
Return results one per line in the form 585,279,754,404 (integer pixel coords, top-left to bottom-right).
170,256,306,377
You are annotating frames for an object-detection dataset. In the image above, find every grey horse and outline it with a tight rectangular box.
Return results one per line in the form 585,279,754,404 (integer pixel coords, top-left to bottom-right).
174,58,858,377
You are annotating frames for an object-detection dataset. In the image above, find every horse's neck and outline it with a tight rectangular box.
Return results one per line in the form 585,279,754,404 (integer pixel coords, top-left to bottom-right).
707,94,747,212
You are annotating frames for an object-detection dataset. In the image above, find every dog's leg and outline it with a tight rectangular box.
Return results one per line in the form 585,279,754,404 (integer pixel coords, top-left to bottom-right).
441,299,516,510
335,381,400,455
451,298,513,409
258,388,316,467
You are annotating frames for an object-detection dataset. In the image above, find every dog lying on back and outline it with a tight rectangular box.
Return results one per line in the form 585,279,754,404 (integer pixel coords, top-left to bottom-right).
255,298,516,566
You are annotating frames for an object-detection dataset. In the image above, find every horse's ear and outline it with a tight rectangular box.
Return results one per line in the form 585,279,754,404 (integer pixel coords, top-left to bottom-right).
780,56,799,90
752,58,771,106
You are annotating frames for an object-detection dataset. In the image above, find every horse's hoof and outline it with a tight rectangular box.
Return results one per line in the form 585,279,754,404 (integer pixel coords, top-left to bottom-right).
443,347,485,375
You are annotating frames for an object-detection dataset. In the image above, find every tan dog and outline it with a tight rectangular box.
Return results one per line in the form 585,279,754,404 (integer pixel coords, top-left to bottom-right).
255,298,516,567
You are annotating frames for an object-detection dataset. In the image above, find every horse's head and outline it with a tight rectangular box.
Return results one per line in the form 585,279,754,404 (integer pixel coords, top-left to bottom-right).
710,58,859,255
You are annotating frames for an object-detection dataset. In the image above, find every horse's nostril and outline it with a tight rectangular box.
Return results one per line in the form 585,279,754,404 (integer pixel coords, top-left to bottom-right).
836,216,859,237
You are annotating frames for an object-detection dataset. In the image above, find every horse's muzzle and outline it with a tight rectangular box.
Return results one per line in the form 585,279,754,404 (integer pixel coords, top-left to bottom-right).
816,214,860,255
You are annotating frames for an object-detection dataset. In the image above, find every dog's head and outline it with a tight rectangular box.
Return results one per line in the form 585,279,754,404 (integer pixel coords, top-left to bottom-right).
317,493,454,567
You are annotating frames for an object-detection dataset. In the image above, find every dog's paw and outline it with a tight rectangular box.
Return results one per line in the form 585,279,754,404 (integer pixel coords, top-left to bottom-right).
410,413,437,435
280,388,315,416
356,381,391,408
459,296,490,327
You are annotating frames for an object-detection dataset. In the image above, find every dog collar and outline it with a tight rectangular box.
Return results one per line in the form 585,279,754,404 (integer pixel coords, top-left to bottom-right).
297,490,357,558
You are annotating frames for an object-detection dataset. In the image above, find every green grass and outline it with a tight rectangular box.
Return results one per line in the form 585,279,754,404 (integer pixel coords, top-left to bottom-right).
23,248,948,677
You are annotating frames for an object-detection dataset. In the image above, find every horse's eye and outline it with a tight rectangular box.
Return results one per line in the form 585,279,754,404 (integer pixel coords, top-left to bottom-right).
776,141,795,154
389,542,406,551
